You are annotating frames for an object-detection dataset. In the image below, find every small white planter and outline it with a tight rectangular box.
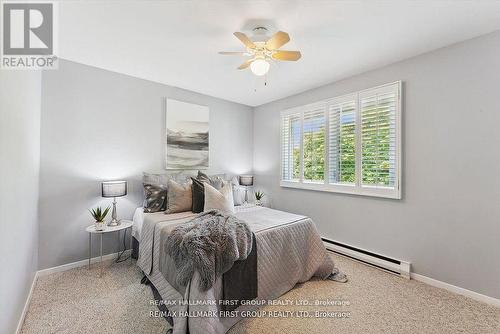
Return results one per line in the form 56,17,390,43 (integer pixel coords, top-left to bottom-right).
94,221,105,231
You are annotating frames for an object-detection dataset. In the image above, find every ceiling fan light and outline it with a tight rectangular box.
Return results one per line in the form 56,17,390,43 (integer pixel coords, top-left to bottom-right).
250,59,270,76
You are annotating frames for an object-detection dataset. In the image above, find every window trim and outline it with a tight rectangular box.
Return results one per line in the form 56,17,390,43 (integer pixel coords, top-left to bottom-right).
280,81,402,200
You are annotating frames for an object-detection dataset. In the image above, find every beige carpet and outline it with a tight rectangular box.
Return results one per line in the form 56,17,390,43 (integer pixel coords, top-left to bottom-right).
21,254,500,334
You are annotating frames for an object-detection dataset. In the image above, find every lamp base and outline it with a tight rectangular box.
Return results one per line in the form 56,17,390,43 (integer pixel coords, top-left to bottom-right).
107,198,120,226
107,219,121,227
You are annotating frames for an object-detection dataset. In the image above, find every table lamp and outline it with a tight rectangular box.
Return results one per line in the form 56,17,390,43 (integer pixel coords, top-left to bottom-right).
101,180,127,226
239,175,254,204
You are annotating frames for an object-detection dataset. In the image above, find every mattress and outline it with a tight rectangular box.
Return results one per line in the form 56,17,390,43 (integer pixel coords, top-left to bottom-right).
131,207,146,239
132,207,180,240
136,206,335,334
131,205,263,240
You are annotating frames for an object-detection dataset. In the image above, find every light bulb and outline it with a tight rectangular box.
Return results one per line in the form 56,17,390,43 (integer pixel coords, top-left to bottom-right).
250,59,270,76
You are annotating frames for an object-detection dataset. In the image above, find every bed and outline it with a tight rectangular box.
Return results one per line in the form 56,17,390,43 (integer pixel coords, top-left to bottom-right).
135,205,336,334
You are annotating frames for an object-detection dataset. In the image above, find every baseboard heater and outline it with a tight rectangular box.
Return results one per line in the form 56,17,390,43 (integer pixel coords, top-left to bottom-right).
322,238,411,279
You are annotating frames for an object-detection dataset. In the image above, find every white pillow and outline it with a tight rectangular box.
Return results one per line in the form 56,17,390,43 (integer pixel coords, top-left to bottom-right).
232,185,246,206
228,175,245,206
204,182,235,214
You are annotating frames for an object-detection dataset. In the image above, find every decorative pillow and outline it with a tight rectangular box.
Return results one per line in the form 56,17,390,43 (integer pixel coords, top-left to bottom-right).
166,179,192,214
204,182,235,214
191,177,205,213
197,171,224,190
232,185,246,206
143,184,168,213
143,171,195,185
229,175,245,206
171,171,196,184
229,175,239,185
190,171,226,213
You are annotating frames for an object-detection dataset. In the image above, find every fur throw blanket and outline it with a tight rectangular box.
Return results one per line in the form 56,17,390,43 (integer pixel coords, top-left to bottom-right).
165,210,253,291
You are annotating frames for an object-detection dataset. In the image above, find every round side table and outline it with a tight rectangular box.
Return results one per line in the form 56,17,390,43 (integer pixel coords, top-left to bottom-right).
86,220,133,277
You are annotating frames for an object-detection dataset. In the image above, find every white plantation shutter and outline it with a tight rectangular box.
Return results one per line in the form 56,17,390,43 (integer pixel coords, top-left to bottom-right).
360,84,399,189
281,111,301,181
302,104,326,183
280,82,401,199
329,97,356,185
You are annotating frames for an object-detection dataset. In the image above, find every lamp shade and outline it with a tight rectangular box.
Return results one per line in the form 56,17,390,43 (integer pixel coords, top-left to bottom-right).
239,175,254,186
102,181,127,198
250,59,270,76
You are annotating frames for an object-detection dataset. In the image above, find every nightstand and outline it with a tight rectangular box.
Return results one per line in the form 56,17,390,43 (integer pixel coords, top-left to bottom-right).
86,220,133,277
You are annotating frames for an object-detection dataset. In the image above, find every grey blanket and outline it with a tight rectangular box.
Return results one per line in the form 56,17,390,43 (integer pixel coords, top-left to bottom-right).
165,210,253,291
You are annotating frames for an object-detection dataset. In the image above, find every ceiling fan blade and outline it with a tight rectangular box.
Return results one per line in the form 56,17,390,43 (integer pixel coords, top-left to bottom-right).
237,60,252,70
219,51,246,55
266,31,290,50
272,50,302,61
233,32,256,49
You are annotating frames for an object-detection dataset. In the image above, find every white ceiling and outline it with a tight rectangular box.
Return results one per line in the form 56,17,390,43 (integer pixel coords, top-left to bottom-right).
58,0,500,107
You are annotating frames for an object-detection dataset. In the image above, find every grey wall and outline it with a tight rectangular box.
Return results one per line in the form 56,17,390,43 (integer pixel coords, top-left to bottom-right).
253,31,500,299
39,60,253,269
0,71,41,333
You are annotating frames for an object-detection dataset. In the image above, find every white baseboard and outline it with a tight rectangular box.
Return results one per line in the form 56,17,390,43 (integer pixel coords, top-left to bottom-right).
410,273,500,308
324,238,499,307
37,250,132,277
17,248,499,333
16,271,39,334
16,250,133,333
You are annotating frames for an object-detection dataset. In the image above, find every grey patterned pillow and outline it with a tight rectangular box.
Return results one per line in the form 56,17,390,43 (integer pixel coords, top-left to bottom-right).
166,179,193,214
143,184,168,213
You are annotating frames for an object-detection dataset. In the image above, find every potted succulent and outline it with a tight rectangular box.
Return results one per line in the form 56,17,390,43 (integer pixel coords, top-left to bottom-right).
89,206,110,231
255,190,265,206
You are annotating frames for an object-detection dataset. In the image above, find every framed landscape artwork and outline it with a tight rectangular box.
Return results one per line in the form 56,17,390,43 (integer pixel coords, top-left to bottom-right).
166,98,209,169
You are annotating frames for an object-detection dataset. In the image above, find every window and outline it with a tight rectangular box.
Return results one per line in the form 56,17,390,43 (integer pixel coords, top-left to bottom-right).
329,96,356,185
360,87,398,189
280,82,402,199
302,104,326,183
281,111,301,181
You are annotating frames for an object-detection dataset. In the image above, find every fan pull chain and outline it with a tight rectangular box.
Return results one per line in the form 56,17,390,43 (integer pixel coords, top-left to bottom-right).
253,73,269,92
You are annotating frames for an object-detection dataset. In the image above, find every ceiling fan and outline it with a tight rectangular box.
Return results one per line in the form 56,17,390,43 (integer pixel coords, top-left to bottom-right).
219,27,301,76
